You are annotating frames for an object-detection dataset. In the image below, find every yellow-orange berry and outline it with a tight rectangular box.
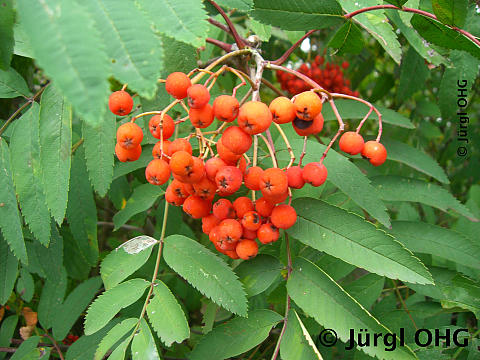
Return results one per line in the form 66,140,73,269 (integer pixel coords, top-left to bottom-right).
213,95,239,122
293,91,323,120
269,96,296,124
361,141,387,166
165,72,191,99
116,122,143,149
145,159,170,186
238,101,272,135
270,204,297,229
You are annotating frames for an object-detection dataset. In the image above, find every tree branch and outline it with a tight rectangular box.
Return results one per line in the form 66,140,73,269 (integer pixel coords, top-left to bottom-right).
206,37,233,52
207,0,245,49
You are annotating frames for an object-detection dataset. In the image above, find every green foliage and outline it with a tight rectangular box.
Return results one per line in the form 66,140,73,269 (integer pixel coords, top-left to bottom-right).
131,319,160,360
235,254,282,297
0,0,14,70
0,67,30,98
328,20,364,55
0,236,18,305
432,0,468,27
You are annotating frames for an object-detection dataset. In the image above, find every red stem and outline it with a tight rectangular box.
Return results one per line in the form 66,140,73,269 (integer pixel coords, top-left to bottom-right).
208,18,231,34
272,30,317,65
207,0,245,49
206,38,232,52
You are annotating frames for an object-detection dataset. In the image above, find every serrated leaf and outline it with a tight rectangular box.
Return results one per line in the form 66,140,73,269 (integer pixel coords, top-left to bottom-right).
39,84,72,224
339,0,402,63
288,198,434,285
146,280,189,346
250,0,343,31
0,235,18,305
12,20,33,59
161,36,198,75
131,318,160,360
112,184,164,230
397,47,429,102
343,274,385,310
0,67,30,98
216,0,252,11
82,112,115,197
328,20,364,55
38,267,67,329
234,254,282,297
84,278,149,335
189,309,283,360
66,148,98,266
10,104,51,246
16,267,34,302
411,14,480,60
280,309,323,360
53,276,103,341
247,18,272,41
276,139,391,227
101,243,154,290
385,0,408,6
390,221,480,270
136,0,209,48
0,138,26,263
382,138,448,183
371,175,477,221
16,0,110,125
432,0,468,27
0,0,14,70
10,336,40,360
108,337,130,360
0,315,18,360
287,258,417,359
95,318,137,360
163,235,248,316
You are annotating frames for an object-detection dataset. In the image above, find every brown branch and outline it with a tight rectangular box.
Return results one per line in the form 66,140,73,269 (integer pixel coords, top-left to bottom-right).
272,30,317,65
42,331,64,360
207,0,245,49
208,18,231,35
206,37,232,52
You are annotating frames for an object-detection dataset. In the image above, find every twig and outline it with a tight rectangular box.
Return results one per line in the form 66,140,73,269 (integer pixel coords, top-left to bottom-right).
207,0,245,49
97,221,144,232
391,280,418,331
71,138,84,154
272,30,317,65
206,38,232,52
319,99,344,162
208,18,232,35
42,331,64,360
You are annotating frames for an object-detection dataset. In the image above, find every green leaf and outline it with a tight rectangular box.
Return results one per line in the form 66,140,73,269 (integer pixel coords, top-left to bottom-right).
287,258,417,359
66,148,98,266
189,309,283,360
38,267,67,329
390,221,480,270
432,0,468,27
10,104,51,246
234,254,282,297
12,18,33,59
328,20,364,55
411,14,480,59
250,0,343,31
108,337,130,360
343,274,385,310
82,112,115,197
0,235,18,305
16,0,110,125
339,0,402,63
66,320,119,360
131,318,160,360
371,175,477,221
0,138,27,263
385,0,408,6
288,198,434,284
95,318,137,360
146,280,190,346
161,36,198,75
0,315,18,360
84,278,149,335
247,19,272,41
39,84,72,224
382,138,449,183
136,0,209,48
163,235,248,316
82,0,162,98
53,276,103,341
216,0,252,11
0,0,14,69
10,336,40,360
276,139,391,227
438,50,479,120
280,309,322,360
112,184,164,230
0,67,30,98
16,267,34,302
101,242,154,290
202,301,217,335
396,47,429,102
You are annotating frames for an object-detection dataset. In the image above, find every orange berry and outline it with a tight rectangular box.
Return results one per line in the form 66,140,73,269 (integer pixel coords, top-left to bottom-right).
263,190,288,205
271,204,297,229
257,223,279,244
169,179,189,199
260,168,288,197
221,126,252,155
116,122,143,149
362,141,387,166
241,211,262,231
145,159,170,186
187,84,210,109
169,138,192,155
215,166,243,196
170,151,194,176
286,166,305,189
233,197,254,218
216,138,242,164
255,197,275,217
183,195,212,219
293,91,323,120
152,140,171,161
202,214,220,234
213,95,239,122
238,156,248,174
149,114,175,139
217,219,243,250
209,225,221,244
293,113,324,136
165,72,191,99
109,90,133,116
115,143,141,162
242,227,257,240
205,157,227,181
189,103,214,128
302,162,328,187
213,199,236,220
165,186,185,206
224,249,240,259
235,239,258,260
269,96,296,124
339,132,365,155
180,156,206,184
244,166,264,191
238,101,273,135
193,177,217,200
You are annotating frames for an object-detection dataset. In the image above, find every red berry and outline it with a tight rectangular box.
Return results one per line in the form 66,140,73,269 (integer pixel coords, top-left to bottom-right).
109,90,133,116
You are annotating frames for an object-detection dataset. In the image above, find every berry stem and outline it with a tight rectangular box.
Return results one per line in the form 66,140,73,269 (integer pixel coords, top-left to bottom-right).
251,135,258,202
207,0,245,49
273,122,295,168
271,30,317,66
355,106,374,134
319,99,345,162
298,136,308,167
121,83,128,91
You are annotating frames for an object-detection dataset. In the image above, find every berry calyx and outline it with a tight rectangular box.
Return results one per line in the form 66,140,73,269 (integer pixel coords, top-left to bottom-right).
117,122,143,149
293,91,322,121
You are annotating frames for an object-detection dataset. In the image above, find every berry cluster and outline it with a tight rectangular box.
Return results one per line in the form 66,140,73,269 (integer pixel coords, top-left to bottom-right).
276,55,359,97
